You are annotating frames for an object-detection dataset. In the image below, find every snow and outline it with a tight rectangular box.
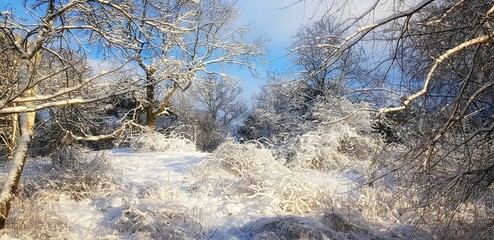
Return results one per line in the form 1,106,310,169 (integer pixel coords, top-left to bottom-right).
57,197,105,238
110,148,205,184
106,149,278,238
307,171,359,195
2,148,366,239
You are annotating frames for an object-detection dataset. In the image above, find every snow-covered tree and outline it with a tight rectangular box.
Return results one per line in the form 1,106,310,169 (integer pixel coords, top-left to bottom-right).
132,0,263,128
239,77,305,144
240,76,381,172
124,0,195,128
296,0,494,237
170,75,247,152
0,0,197,227
291,15,363,100
239,14,370,145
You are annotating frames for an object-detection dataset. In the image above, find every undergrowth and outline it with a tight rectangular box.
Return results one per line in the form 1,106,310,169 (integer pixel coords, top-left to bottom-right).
3,147,115,239
3,146,206,239
247,212,379,240
115,204,204,239
190,141,322,214
104,182,206,239
5,193,76,239
22,147,114,200
286,97,384,173
129,128,196,153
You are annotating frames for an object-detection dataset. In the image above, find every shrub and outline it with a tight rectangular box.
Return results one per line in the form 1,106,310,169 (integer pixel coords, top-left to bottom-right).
248,213,377,240
287,126,380,171
4,194,75,239
129,128,196,153
102,181,206,239
112,201,204,239
5,148,115,239
190,141,322,214
250,216,333,240
22,148,115,201
287,96,385,173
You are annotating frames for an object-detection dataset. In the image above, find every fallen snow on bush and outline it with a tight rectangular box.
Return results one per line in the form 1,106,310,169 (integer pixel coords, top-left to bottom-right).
286,96,384,173
129,128,196,153
190,141,324,215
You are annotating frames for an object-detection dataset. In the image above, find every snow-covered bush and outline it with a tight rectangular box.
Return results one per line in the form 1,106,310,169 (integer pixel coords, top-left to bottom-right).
129,128,196,153
248,213,378,240
287,127,373,171
321,181,440,239
244,90,386,173
50,145,91,170
287,96,384,172
191,141,322,214
325,182,494,239
5,150,116,239
421,201,494,239
328,185,412,225
4,194,74,239
250,216,333,239
22,149,114,200
112,201,204,239
104,181,206,239
271,174,322,214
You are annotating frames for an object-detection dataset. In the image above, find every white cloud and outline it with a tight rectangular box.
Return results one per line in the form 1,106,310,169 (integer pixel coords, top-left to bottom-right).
236,0,396,47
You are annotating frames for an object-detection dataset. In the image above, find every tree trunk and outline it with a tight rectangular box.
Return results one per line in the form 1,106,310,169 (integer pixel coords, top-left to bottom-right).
0,58,34,229
0,113,32,228
7,114,18,160
146,84,156,128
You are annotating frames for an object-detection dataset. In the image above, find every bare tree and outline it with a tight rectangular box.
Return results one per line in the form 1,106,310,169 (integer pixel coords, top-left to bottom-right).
126,0,195,128
171,75,247,152
0,0,195,227
291,15,363,100
132,0,263,128
191,76,247,126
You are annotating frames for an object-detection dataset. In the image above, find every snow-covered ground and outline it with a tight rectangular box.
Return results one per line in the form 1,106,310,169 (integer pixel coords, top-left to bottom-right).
99,149,354,238
1,147,365,239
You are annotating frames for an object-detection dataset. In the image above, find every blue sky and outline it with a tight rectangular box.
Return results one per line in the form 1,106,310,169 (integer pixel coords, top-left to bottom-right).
234,0,328,102
231,0,395,102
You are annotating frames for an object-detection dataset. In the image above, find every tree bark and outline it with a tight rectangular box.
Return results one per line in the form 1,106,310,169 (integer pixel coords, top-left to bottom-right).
146,84,156,128
145,68,158,128
7,114,18,160
0,57,34,229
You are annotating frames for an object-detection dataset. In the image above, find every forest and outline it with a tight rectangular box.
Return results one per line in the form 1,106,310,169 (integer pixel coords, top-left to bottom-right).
0,0,493,239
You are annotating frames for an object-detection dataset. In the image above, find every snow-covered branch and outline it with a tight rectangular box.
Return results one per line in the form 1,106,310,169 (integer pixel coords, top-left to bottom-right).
379,33,493,114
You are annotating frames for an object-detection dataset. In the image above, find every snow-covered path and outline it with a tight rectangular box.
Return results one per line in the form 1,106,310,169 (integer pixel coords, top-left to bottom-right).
111,149,205,185
107,149,282,239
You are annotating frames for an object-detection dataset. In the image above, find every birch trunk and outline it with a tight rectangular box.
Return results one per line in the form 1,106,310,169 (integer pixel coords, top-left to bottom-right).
0,57,35,228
